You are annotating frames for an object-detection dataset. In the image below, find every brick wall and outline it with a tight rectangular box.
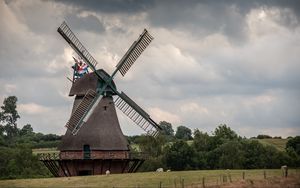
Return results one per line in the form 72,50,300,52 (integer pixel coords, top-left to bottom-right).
60,151,129,160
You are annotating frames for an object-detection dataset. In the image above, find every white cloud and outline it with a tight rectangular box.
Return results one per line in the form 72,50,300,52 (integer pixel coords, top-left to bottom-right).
180,102,209,115
4,84,17,93
18,103,50,115
148,107,181,126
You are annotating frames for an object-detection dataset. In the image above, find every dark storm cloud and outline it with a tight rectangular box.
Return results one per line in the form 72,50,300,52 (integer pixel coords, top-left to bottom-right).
147,0,300,43
55,0,300,43
65,14,106,33
54,0,155,13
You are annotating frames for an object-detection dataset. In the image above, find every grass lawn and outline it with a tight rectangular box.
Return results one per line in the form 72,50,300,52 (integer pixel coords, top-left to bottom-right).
255,138,288,151
32,148,59,155
0,169,299,188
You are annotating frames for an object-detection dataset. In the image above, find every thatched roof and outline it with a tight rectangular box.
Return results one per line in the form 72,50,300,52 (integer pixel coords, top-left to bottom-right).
59,70,129,151
69,72,98,96
59,96,129,151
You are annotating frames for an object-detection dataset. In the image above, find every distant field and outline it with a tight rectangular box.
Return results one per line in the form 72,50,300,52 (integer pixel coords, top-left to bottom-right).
32,148,59,155
254,138,288,151
0,169,299,188
32,138,288,155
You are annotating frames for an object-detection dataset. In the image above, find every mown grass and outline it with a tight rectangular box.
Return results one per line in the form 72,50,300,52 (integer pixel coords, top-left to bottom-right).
255,138,288,151
32,148,59,155
0,169,299,188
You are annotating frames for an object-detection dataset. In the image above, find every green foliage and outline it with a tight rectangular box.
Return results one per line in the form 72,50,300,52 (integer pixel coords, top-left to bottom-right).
135,135,166,157
159,121,175,141
214,124,238,141
193,129,211,151
286,136,300,155
0,146,51,179
164,140,195,170
0,96,20,140
175,125,192,140
0,96,59,179
286,136,300,166
257,134,272,139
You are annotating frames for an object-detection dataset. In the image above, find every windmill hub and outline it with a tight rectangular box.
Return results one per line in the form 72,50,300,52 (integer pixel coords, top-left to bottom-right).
95,69,117,96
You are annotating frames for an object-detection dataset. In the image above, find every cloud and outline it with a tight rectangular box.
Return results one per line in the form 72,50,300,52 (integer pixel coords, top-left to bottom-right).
4,84,17,93
0,0,299,138
148,107,181,126
18,103,50,115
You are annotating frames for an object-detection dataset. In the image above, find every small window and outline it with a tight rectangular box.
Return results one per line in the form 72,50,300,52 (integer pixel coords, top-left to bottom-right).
83,144,91,159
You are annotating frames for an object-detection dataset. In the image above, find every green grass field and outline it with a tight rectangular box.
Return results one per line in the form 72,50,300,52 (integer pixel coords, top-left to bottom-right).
0,169,299,188
255,138,288,151
32,148,59,155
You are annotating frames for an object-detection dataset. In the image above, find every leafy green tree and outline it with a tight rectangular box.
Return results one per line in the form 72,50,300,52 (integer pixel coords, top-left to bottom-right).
214,124,238,140
136,135,166,157
20,124,33,136
159,121,175,141
193,129,211,151
0,96,20,139
160,121,174,136
216,140,245,169
164,140,195,170
0,145,51,179
257,134,272,139
286,136,300,155
175,125,192,140
241,140,266,168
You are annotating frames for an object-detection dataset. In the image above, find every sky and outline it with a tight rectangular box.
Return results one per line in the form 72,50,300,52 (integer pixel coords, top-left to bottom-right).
0,0,299,138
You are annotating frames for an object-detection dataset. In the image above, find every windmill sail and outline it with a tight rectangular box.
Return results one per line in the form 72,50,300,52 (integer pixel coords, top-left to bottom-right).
114,29,154,77
57,21,98,71
65,89,102,135
114,92,161,137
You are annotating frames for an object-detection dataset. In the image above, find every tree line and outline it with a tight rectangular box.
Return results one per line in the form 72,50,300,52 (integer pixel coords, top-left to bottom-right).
0,96,299,179
0,96,58,179
129,122,300,172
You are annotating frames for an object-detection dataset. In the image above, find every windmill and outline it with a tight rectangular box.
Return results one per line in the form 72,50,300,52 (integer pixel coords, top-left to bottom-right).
59,21,161,137
39,21,162,177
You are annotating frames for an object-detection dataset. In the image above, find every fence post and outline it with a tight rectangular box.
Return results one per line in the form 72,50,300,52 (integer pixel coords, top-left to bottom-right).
159,181,162,188
242,171,245,180
202,177,205,188
223,174,227,183
174,178,177,188
181,178,184,188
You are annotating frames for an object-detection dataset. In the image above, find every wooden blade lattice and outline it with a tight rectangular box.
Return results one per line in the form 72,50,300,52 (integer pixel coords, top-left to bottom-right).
65,90,97,135
116,29,154,77
114,92,160,137
58,21,98,70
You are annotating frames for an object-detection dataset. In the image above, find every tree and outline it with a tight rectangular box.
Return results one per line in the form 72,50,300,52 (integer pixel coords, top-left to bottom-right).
20,124,33,136
159,121,174,136
241,140,266,168
193,129,211,151
136,135,166,157
175,125,192,140
164,140,195,170
0,96,20,139
216,140,245,169
214,124,238,140
286,136,300,155
257,134,272,139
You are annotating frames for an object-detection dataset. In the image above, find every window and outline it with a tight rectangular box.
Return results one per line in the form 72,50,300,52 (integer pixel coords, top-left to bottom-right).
83,144,91,159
